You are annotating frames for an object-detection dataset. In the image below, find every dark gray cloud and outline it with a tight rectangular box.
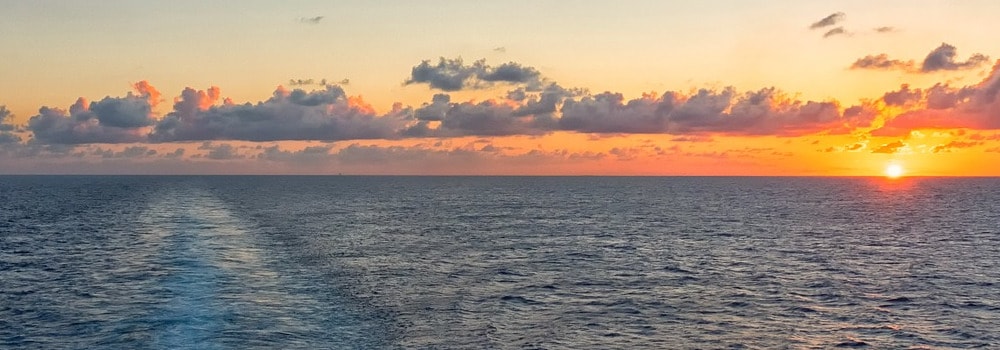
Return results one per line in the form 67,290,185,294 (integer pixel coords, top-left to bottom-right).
0,106,21,144
823,27,849,38
28,98,150,144
88,95,156,128
26,83,158,145
405,57,544,91
512,83,579,117
401,84,871,138
412,94,451,121
874,26,897,33
479,62,541,85
852,43,988,73
402,99,549,137
810,12,845,29
151,85,407,142
921,43,990,72
557,87,867,135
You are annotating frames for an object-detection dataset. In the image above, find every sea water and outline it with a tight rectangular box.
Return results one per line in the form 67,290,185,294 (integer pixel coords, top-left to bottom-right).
2,176,999,348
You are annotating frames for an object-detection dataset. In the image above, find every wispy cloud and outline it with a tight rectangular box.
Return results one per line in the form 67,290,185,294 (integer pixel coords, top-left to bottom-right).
822,27,849,38
809,12,845,29
299,16,324,24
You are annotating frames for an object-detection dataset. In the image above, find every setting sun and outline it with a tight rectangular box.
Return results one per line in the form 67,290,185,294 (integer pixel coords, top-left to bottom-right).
885,164,905,178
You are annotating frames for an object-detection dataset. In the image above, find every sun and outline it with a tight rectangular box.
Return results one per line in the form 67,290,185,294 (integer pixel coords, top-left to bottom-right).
885,164,905,178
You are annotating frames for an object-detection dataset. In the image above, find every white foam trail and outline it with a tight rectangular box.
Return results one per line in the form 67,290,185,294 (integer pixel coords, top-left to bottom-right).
138,187,307,349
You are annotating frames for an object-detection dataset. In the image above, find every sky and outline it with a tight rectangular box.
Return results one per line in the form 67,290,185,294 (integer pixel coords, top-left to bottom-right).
2,0,1000,175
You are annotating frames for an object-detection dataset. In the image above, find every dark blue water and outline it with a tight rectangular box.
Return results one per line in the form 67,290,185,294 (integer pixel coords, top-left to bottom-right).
2,176,999,349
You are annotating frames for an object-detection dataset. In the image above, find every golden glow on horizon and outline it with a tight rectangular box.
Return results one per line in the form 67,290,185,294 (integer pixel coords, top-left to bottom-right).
885,163,905,179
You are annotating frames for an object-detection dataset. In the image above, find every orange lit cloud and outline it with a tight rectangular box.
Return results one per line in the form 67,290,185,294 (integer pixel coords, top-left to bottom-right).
4,55,1000,175
873,60,1000,136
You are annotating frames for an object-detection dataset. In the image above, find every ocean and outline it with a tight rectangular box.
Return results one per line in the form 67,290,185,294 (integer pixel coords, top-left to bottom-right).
2,176,999,349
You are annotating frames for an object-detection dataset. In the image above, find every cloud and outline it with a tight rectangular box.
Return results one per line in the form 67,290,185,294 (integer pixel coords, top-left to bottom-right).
823,27,849,38
921,43,990,72
25,81,161,144
89,145,158,159
851,54,916,71
15,57,986,149
874,26,897,33
881,84,924,106
402,99,550,137
931,140,981,153
557,87,871,135
258,144,335,163
196,142,244,160
810,12,845,29
299,16,324,24
873,60,1000,136
0,106,22,144
28,100,152,145
405,57,543,91
851,43,988,73
151,85,407,142
871,140,906,153
164,148,185,159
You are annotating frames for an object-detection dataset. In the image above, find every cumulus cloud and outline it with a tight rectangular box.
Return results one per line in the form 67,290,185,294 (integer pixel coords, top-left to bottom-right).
16,56,999,153
151,85,407,142
26,81,161,144
0,106,21,144
810,12,845,29
405,57,543,91
398,82,874,138
851,54,916,71
557,87,870,135
873,60,1000,136
851,43,988,73
401,99,549,137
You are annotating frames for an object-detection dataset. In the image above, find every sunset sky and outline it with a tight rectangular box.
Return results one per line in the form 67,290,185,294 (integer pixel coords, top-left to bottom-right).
2,0,1000,175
